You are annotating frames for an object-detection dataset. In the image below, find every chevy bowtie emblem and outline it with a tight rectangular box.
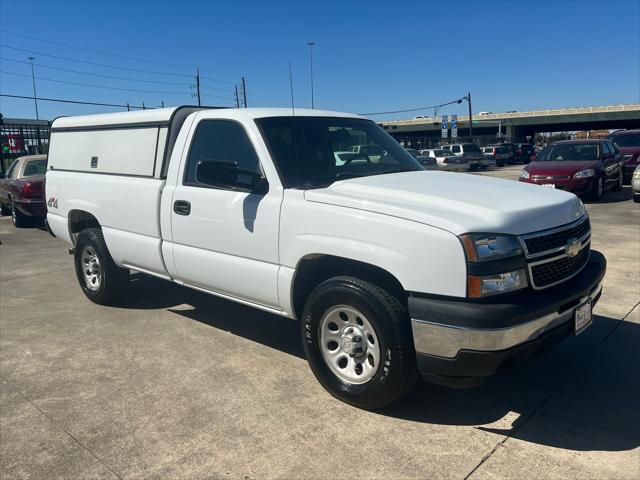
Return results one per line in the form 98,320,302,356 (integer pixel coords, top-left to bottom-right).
566,238,581,258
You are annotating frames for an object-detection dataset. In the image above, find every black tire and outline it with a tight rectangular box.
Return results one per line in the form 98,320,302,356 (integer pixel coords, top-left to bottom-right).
590,176,604,201
301,276,418,410
612,171,623,192
496,162,505,167
0,202,10,216
74,228,129,305
10,199,28,228
633,194,640,203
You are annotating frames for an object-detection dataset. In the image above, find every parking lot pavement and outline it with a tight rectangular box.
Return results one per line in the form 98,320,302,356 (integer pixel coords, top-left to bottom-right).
1,171,638,480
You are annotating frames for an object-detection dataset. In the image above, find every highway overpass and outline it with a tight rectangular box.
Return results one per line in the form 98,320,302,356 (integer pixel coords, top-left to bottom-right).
380,103,640,146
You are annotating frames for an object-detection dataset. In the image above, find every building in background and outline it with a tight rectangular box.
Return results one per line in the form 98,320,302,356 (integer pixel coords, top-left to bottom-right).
0,115,51,175
574,129,612,139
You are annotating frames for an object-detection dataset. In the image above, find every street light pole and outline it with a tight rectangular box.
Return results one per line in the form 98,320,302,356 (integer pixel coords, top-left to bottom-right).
307,41,315,109
466,92,473,140
28,57,39,120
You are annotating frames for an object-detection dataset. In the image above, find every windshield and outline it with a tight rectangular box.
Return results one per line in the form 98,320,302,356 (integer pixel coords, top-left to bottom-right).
536,143,600,161
609,134,640,148
23,159,47,177
462,144,481,153
256,117,422,188
433,149,449,156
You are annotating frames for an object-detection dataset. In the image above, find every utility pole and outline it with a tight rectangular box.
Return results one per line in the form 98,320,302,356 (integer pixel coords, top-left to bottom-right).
234,85,240,108
241,76,247,107
28,57,39,120
466,91,473,140
127,103,130,111
196,67,201,106
307,42,315,108
161,100,165,108
142,102,146,110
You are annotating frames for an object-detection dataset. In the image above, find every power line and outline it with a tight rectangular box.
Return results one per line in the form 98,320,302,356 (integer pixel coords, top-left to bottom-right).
199,74,236,85
1,93,146,109
0,56,193,86
0,44,196,78
359,98,465,116
1,70,188,95
1,29,242,80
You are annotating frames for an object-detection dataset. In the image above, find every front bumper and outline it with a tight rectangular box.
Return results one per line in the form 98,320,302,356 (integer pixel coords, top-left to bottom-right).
520,177,595,195
409,250,606,387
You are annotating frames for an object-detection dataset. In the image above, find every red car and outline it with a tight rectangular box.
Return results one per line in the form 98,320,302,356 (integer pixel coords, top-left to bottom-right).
607,129,640,184
519,139,624,201
0,155,47,227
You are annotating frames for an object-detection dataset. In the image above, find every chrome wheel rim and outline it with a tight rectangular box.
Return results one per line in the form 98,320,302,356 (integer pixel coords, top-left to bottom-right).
81,246,101,291
319,305,380,385
11,203,16,225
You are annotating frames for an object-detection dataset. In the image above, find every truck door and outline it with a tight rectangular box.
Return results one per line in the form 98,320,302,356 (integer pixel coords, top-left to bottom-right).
168,119,282,309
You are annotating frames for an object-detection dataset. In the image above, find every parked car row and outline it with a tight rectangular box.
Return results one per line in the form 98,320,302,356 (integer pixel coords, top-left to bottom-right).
0,154,48,227
519,139,624,201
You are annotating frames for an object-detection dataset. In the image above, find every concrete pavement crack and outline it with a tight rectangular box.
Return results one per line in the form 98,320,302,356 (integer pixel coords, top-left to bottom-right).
0,374,123,480
462,300,640,480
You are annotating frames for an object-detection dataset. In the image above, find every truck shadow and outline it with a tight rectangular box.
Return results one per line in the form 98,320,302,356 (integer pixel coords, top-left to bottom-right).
120,273,639,453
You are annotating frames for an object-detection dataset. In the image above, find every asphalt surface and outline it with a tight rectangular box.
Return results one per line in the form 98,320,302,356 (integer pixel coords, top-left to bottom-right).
1,165,639,480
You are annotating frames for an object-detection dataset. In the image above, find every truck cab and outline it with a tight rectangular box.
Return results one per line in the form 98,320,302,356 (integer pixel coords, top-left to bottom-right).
45,107,606,409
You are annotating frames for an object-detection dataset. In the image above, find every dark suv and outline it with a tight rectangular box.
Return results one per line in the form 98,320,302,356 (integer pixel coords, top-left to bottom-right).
607,129,640,183
515,143,535,163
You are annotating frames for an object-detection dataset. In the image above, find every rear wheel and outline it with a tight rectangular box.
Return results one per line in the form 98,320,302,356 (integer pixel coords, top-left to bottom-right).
74,228,129,305
612,171,623,192
10,199,28,228
301,276,417,410
0,202,10,216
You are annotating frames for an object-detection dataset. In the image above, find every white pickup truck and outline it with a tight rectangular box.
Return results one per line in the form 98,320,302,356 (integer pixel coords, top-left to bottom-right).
46,107,606,409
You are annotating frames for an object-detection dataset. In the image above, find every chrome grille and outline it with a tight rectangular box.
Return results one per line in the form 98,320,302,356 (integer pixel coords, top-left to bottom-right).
530,244,590,288
521,215,591,289
524,217,590,256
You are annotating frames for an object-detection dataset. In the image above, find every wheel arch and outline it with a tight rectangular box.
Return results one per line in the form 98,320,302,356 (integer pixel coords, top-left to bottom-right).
291,254,407,320
68,209,101,244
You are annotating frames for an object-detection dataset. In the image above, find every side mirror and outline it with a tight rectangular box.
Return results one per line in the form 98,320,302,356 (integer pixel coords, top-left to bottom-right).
195,160,268,194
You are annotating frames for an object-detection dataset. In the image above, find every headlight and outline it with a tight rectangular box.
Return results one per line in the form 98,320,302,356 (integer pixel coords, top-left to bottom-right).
519,169,530,179
459,234,523,262
574,169,595,178
633,168,640,179
468,270,528,297
460,234,527,297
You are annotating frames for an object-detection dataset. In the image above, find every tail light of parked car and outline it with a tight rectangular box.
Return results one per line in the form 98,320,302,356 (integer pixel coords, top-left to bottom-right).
22,181,43,199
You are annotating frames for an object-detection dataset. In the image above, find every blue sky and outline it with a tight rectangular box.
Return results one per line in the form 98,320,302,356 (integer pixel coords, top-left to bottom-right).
1,0,639,121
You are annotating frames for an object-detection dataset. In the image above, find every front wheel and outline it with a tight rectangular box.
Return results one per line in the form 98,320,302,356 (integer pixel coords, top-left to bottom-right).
591,176,604,201
74,228,129,305
301,276,417,410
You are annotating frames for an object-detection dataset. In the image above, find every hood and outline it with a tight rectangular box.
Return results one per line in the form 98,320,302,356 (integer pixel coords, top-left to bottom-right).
526,160,598,176
304,171,585,236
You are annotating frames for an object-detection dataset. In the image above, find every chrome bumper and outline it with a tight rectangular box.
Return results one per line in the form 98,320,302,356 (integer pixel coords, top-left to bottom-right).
411,281,603,359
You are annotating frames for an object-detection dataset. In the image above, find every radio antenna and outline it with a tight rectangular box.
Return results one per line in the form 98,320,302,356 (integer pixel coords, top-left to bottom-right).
288,60,295,116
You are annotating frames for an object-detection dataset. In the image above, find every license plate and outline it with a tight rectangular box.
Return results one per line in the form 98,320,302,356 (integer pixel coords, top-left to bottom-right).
575,300,592,335
542,183,556,188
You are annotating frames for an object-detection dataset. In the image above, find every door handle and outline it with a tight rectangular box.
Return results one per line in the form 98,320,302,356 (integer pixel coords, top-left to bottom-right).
173,200,191,216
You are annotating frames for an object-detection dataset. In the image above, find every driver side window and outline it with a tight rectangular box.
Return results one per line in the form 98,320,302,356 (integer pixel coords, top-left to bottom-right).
184,120,260,188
